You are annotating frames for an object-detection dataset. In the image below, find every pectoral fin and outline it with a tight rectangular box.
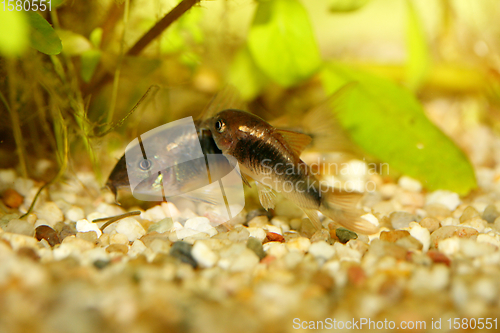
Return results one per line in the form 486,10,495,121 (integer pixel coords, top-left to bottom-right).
256,182,276,210
302,208,323,230
275,129,312,157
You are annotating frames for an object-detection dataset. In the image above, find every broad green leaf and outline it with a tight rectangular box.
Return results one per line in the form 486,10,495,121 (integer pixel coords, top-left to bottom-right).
321,63,476,195
406,0,430,91
81,49,101,83
229,46,267,100
0,10,28,57
329,0,370,13
248,0,321,87
27,11,62,55
57,29,92,55
90,28,103,48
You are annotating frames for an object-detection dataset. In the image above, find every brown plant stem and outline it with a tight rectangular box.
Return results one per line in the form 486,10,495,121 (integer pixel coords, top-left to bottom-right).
83,0,200,97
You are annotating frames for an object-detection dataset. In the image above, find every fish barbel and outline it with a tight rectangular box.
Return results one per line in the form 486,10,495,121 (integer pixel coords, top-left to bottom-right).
205,91,377,234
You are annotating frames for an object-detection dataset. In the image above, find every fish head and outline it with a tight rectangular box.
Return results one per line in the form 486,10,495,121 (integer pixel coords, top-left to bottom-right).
208,109,269,154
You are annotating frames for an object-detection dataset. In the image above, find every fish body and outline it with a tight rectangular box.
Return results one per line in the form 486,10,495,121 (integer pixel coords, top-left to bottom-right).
206,109,376,234
106,119,229,202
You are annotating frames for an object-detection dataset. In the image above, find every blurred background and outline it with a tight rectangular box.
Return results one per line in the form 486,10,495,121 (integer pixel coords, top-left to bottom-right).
1,0,499,195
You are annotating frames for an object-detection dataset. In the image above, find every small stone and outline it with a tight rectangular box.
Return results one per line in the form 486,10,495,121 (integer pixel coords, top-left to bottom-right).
389,211,416,229
35,202,64,226
459,238,495,258
440,217,459,226
408,222,430,252
5,218,34,236
419,217,440,232
246,227,267,242
35,225,60,247
430,226,478,248
170,241,197,268
459,206,480,223
426,190,460,211
308,241,335,260
424,204,452,220
192,241,219,267
395,236,423,251
336,228,358,244
482,204,499,224
2,189,23,208
246,208,273,223
247,216,268,228
289,218,302,230
398,176,422,192
286,237,311,252
114,218,146,241
147,218,173,233
380,230,410,243
246,237,266,260
59,223,77,241
227,226,250,242
263,242,288,258
461,216,488,233
65,206,85,222
311,229,331,243
16,247,40,261
360,213,379,227
427,250,451,266
76,219,103,238
271,217,290,232
347,265,366,286
264,232,285,243
368,240,407,260
229,248,259,272
109,233,129,245
142,205,168,222
106,244,129,254
76,231,98,244
264,224,282,235
185,217,217,237
13,178,34,197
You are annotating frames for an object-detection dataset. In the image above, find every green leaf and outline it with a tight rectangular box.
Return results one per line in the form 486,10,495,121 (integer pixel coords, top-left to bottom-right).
57,29,92,55
89,28,103,48
27,12,62,55
229,46,267,100
248,0,321,87
329,0,370,13
0,10,29,57
80,49,101,83
406,0,430,91
321,63,476,195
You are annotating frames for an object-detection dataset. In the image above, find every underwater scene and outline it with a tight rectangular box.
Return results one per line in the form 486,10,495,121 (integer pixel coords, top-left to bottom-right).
1,0,500,332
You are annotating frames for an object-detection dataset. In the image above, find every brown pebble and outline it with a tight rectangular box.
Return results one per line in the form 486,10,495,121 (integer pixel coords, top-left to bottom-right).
427,250,451,266
17,247,40,261
260,255,276,264
347,265,366,286
419,217,440,232
459,206,480,223
35,225,61,247
264,232,285,243
106,244,129,254
430,226,478,248
2,189,23,209
380,230,410,243
395,236,423,250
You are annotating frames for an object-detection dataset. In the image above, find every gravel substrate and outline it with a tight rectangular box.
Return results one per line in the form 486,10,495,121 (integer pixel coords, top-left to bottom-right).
1,157,500,332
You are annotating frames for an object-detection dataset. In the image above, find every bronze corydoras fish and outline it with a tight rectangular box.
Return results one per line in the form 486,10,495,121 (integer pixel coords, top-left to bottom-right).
206,109,376,234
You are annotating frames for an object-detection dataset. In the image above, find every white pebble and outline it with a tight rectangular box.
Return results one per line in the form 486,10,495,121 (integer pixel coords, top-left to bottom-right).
408,222,430,252
308,241,335,260
264,224,282,235
246,227,267,242
229,248,259,272
35,202,64,226
286,237,311,253
398,176,422,192
76,219,103,238
333,242,362,262
13,178,34,197
65,206,85,222
192,241,218,268
129,240,147,257
114,218,146,241
184,217,217,237
477,234,500,247
438,237,460,255
110,233,129,245
426,190,461,211
440,217,459,226
142,205,168,222
473,278,497,303
0,169,16,190
263,242,288,258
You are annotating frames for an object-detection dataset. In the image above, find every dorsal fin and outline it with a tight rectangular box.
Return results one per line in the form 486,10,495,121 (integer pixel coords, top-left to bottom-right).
276,129,312,157
197,85,245,121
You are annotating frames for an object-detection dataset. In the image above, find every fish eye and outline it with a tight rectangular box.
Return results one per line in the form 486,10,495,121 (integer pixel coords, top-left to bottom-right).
138,159,153,171
215,119,226,133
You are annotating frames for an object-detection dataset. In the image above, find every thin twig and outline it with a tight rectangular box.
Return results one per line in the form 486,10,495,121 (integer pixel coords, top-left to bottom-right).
92,210,142,231
84,0,200,97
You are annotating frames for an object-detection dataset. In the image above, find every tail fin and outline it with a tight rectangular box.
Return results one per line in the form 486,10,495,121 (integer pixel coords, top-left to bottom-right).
319,187,378,235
